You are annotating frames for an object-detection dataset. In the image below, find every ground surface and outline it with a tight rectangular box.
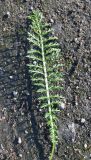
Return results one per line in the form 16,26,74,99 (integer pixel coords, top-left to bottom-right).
0,0,91,160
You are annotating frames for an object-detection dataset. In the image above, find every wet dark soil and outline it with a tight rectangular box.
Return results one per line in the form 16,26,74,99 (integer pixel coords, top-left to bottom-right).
0,0,91,160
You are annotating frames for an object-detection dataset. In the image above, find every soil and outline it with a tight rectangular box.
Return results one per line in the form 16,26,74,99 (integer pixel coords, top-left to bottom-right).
0,0,91,160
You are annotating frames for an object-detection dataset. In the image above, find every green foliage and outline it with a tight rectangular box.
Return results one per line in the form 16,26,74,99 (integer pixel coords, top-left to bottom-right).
27,10,64,160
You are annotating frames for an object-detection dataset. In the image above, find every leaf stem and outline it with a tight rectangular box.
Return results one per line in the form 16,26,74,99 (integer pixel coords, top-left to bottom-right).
49,143,55,160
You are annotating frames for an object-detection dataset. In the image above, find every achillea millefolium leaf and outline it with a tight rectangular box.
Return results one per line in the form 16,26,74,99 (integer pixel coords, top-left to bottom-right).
27,10,64,160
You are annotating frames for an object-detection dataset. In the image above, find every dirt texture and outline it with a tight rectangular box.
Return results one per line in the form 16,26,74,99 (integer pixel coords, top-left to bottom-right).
0,0,91,160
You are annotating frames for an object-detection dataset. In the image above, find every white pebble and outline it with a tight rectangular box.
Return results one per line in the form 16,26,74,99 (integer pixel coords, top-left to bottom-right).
30,6,33,10
39,108,42,111
50,18,54,23
13,91,18,96
13,98,17,101
21,112,24,115
18,137,22,144
84,143,87,149
81,118,85,123
67,113,70,116
7,11,10,16
60,102,65,109
19,154,22,157
25,130,28,134
9,76,13,79
1,144,4,150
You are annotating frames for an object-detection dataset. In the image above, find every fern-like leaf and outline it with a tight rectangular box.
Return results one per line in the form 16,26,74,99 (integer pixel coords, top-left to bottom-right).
27,10,64,160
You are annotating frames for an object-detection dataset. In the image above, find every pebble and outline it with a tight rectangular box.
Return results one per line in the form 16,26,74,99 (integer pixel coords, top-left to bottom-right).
75,38,80,44
75,102,78,106
21,112,24,115
13,97,17,101
60,102,65,109
25,130,28,134
18,137,22,144
40,122,43,128
30,6,33,10
84,143,87,149
13,91,18,96
1,144,4,150
81,118,85,123
39,108,42,112
67,113,70,116
9,75,13,79
29,121,31,125
19,154,22,157
7,11,10,17
50,18,54,23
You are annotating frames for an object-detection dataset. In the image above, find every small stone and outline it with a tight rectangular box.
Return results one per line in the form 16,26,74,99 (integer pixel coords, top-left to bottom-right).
13,91,18,96
67,113,70,116
30,6,33,10
84,155,87,159
81,118,85,123
40,124,42,128
19,154,22,157
27,151,29,154
50,18,54,23
75,102,78,106
13,98,17,101
9,75,13,79
84,143,87,149
76,86,79,89
1,144,4,150
75,38,79,44
7,11,10,17
18,137,22,144
40,122,43,128
25,130,28,134
21,112,24,115
60,102,65,109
